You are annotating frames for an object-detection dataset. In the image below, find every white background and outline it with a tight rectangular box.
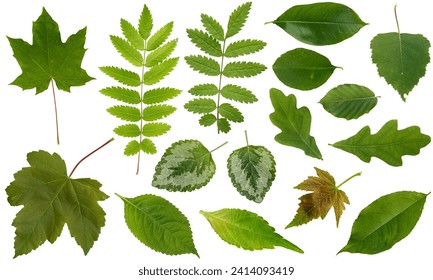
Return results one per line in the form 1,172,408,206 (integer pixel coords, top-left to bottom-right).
0,0,432,279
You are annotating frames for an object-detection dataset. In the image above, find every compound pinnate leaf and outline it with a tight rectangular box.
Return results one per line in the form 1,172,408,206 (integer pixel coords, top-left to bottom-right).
201,14,225,41
110,35,143,67
200,208,303,253
221,84,257,103
147,22,173,51
269,88,322,159
100,86,141,104
185,55,221,76
107,105,141,122
152,140,226,192
320,84,378,120
225,39,267,58
142,105,176,121
145,40,177,67
114,124,141,137
339,191,429,254
139,4,153,39
331,120,431,166
121,19,144,50
223,61,266,78
143,57,179,86
199,114,217,126
226,2,251,39
189,84,219,96
227,131,276,203
99,66,141,87
117,194,198,257
273,48,339,90
218,103,244,122
271,2,367,46
184,98,217,114
287,167,360,228
142,123,171,137
187,28,222,57
142,87,181,104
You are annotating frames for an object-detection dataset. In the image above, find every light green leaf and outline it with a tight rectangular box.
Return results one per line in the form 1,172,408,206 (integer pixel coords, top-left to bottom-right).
99,66,141,87
187,29,222,57
221,84,257,103
114,124,141,137
100,86,141,104
199,114,217,127
331,120,431,166
339,191,429,255
142,105,176,121
217,118,231,134
110,35,143,67
143,57,178,86
189,83,219,96
320,84,378,120
200,208,303,253
184,98,217,114
116,194,198,256
226,2,252,39
225,39,266,58
269,88,322,159
273,48,339,90
271,2,367,46
120,19,144,50
140,138,157,154
145,40,177,67
185,55,221,76
227,132,276,203
142,87,181,104
107,105,141,122
223,61,266,78
147,22,173,51
139,4,153,40
219,103,244,122
201,14,225,41
152,140,218,192
142,123,171,137
124,140,140,156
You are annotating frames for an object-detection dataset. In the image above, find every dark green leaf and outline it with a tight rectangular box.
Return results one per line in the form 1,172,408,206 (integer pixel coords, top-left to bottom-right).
226,2,252,39
142,123,171,137
143,57,178,85
223,61,266,78
142,105,176,121
120,19,144,50
187,29,222,57
99,66,141,87
185,55,221,76
189,83,219,96
217,118,231,133
107,105,141,122
219,103,244,122
142,87,181,104
100,86,141,104
114,124,141,137
201,14,225,41
225,39,266,57
147,22,173,51
145,40,177,67
199,114,217,127
221,84,257,103
184,98,217,114
139,4,153,39
110,35,143,67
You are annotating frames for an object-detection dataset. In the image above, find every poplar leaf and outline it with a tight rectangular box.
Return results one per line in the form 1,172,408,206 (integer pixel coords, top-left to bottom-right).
152,140,218,192
147,22,173,51
99,66,141,87
225,39,267,58
269,88,322,159
201,14,225,41
331,120,431,166
117,194,198,257
185,55,221,76
271,2,367,46
200,208,303,253
339,191,429,254
223,61,266,78
187,28,222,57
226,2,252,39
273,48,339,90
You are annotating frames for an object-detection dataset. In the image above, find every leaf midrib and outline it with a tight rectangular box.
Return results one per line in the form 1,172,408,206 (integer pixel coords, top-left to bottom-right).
274,20,364,26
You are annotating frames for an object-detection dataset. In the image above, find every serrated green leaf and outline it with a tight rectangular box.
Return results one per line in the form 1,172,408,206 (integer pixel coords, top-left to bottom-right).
152,140,217,192
142,123,171,137
120,19,144,50
320,84,378,120
273,48,338,91
201,14,225,41
271,2,367,46
371,33,430,101
227,137,276,203
223,61,266,78
221,84,257,103
145,40,177,67
139,5,153,40
217,118,231,134
269,88,322,159
114,124,141,137
225,39,266,58
143,57,178,85
110,35,143,67
199,114,217,127
142,105,176,121
117,194,198,256
331,120,431,166
184,98,217,114
107,105,141,122
200,208,303,253
141,139,157,154
189,83,219,96
187,29,222,57
339,191,429,255
142,87,181,104
99,66,141,87
226,2,252,39
6,150,108,257
100,86,141,104
185,55,221,76
147,22,173,51
124,140,140,156
219,103,244,122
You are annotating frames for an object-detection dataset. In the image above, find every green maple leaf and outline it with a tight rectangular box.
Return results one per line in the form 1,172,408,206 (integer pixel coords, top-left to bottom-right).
8,8,94,143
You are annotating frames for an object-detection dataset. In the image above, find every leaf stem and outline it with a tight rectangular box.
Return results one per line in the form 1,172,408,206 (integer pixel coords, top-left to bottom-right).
394,4,401,34
210,141,228,153
51,80,60,145
137,45,148,175
69,138,114,177
216,39,227,134
244,130,249,146
336,172,362,189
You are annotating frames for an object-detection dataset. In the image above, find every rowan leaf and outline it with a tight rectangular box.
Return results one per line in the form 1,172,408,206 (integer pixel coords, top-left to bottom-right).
143,57,178,85
287,167,360,228
142,105,176,121
116,194,198,257
139,4,153,39
110,35,143,67
140,139,157,154
147,22,173,51
114,124,141,137
217,118,231,134
339,191,429,254
99,66,141,87
100,86,141,104
6,150,109,257
320,84,378,120
271,2,367,46
142,87,181,104
125,140,140,156
226,2,252,39
145,40,177,67
273,48,339,90
142,123,171,137
185,55,221,76
225,39,267,58
200,208,303,253
107,105,141,122
199,114,217,126
218,103,244,122
331,120,431,166
189,84,219,96
269,88,322,159
223,61,266,78
221,84,257,103
121,19,144,50
187,28,222,57
201,14,225,41
184,98,217,114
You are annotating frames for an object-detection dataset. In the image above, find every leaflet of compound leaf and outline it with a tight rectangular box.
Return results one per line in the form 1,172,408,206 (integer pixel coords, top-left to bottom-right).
184,2,266,134
99,5,181,174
